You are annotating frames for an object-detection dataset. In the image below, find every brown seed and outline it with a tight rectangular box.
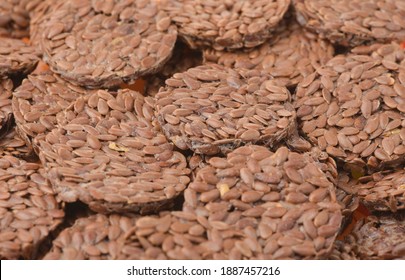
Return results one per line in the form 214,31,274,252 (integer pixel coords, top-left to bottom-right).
240,130,260,141
326,146,346,158
317,225,339,238
241,191,263,203
240,168,254,185
353,140,371,154
309,188,329,203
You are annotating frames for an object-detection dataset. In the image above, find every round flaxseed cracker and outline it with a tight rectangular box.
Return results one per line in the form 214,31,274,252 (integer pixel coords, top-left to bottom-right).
183,145,342,259
294,42,405,173
155,64,297,155
357,168,405,213
293,0,405,47
351,214,405,259
40,0,177,88
37,89,190,214
0,79,13,137
12,71,94,153
0,155,65,260
203,19,334,87
168,0,290,50
0,38,40,77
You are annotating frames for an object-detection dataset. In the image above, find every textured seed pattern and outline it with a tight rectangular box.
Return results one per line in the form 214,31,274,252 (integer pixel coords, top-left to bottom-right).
44,211,211,260
183,145,342,259
146,41,203,97
0,38,40,77
350,214,405,260
293,0,405,46
30,0,64,50
0,0,42,38
167,0,290,50
0,128,34,159
294,43,405,173
357,168,405,213
37,89,190,214
155,64,297,155
12,72,94,150
2,0,404,261
0,154,65,260
120,211,211,260
40,0,177,88
0,79,13,135
44,214,137,260
203,19,334,87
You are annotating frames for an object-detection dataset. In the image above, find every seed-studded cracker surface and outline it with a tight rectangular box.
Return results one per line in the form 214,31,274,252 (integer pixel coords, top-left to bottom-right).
0,155,65,259
203,19,334,87
0,38,40,77
0,0,42,38
41,0,177,88
120,211,211,260
168,0,290,50
12,72,95,153
183,145,342,259
293,0,405,47
37,89,190,214
145,41,203,97
294,43,405,173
